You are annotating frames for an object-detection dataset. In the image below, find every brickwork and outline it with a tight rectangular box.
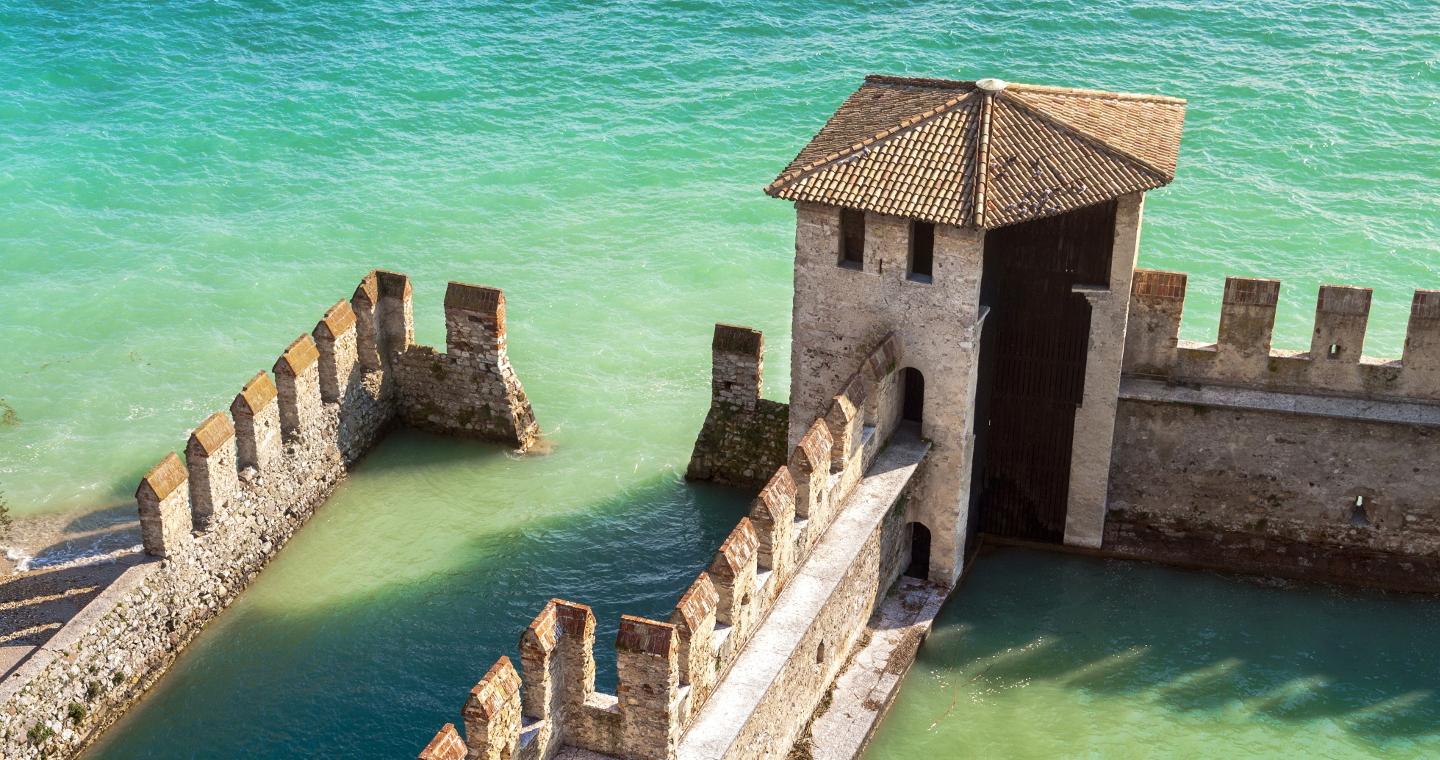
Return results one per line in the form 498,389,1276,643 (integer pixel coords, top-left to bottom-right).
1,270,543,760
420,724,469,760
686,324,789,488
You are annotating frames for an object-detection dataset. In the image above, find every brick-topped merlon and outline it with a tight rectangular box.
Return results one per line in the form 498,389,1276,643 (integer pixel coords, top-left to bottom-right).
313,299,361,404
515,598,598,758
1123,270,1440,401
670,573,719,694
443,282,506,358
351,271,384,372
418,724,467,760
824,372,870,474
711,324,764,410
376,269,415,357
1124,269,1187,375
136,453,190,557
616,615,681,760
708,518,759,627
1311,285,1372,362
185,412,238,529
231,371,282,472
274,334,324,443
790,420,832,520
1217,276,1281,365
518,601,559,720
462,657,522,760
552,599,598,715
748,467,797,576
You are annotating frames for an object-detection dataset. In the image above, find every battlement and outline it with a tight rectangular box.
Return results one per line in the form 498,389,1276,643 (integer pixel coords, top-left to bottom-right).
393,278,540,447
437,333,913,760
1124,269,1440,402
128,271,541,559
686,325,789,487
1,268,547,760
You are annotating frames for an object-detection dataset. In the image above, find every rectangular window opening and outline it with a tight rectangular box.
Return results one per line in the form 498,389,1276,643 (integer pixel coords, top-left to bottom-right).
839,208,865,269
908,220,934,282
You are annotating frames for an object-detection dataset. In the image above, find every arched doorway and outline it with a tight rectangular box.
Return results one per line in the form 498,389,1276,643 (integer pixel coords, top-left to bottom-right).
904,522,931,579
901,367,924,424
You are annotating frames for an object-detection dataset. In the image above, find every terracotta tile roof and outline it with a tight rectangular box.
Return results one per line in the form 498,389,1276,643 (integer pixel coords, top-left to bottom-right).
766,75,1186,229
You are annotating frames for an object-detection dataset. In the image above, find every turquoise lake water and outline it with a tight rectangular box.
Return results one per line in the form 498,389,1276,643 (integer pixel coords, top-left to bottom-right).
0,0,1436,757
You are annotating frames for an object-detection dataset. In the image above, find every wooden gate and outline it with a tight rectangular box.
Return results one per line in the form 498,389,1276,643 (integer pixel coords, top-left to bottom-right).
974,201,1116,543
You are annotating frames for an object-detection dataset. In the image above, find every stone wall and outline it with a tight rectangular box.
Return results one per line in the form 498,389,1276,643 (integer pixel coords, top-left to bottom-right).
435,336,921,760
685,324,789,488
0,271,540,760
788,201,985,585
394,283,541,450
1106,269,1440,590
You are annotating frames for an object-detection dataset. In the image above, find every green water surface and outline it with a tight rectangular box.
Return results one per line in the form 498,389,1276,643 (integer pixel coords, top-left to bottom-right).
0,0,1435,757
866,548,1440,759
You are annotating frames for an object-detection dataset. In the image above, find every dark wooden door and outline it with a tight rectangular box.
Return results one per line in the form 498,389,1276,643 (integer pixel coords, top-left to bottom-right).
975,201,1116,543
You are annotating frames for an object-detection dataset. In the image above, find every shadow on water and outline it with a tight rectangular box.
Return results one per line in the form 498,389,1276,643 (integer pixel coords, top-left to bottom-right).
881,546,1440,757
84,429,750,760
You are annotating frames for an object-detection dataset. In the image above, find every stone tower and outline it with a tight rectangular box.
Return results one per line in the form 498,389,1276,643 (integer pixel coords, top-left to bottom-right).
766,75,1186,583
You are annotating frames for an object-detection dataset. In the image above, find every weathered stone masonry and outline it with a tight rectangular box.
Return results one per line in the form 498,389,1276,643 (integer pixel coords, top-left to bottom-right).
0,271,539,760
685,325,789,488
1105,271,1440,591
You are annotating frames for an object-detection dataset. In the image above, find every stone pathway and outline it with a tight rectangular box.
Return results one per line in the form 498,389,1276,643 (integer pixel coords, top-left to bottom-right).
804,576,949,760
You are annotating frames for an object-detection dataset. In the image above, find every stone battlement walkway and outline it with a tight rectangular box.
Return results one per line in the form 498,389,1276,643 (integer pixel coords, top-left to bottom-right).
677,430,929,759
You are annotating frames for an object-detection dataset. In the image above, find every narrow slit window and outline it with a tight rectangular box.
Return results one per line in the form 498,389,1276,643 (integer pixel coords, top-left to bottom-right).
909,220,934,282
839,208,865,269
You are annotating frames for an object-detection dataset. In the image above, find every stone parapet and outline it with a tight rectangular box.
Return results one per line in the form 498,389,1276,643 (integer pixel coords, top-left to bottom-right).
2,270,542,760
393,281,540,450
685,324,789,488
1123,269,1440,402
185,412,239,530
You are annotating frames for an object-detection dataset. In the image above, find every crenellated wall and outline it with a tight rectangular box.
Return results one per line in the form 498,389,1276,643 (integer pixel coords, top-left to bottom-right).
1106,269,1440,590
394,283,541,448
1,271,541,760
685,325,790,487
429,333,926,760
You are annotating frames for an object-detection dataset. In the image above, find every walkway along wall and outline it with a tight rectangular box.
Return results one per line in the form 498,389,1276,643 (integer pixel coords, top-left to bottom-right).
0,271,540,760
429,330,932,760
1105,270,1440,591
